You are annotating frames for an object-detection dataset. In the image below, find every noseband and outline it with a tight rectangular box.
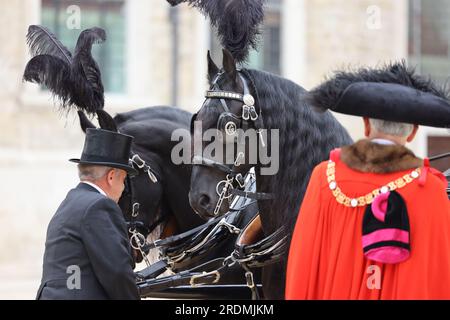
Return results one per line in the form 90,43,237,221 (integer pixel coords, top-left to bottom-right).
192,70,274,216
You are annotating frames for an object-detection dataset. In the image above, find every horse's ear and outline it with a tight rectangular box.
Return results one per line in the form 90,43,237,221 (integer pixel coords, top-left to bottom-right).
207,50,219,83
77,110,96,134
222,48,237,84
96,109,118,132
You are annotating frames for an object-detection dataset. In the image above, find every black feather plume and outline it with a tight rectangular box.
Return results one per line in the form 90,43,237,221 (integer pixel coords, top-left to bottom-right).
23,25,106,115
168,0,265,62
71,27,107,113
23,55,72,108
26,25,72,63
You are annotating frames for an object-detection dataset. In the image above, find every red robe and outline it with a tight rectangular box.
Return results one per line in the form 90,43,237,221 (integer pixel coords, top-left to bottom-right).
285,140,450,300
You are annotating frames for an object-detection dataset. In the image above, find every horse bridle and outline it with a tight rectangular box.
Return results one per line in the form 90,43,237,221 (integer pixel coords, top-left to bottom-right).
192,70,274,216
125,153,162,266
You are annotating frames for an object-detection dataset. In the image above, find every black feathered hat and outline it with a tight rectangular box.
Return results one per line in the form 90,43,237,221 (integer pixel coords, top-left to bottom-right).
308,62,450,128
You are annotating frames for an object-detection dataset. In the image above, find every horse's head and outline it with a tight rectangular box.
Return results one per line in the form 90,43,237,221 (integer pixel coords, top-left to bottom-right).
77,110,164,263
189,49,258,220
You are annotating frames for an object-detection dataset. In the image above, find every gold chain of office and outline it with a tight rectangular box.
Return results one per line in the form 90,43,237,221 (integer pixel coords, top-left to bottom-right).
326,160,421,208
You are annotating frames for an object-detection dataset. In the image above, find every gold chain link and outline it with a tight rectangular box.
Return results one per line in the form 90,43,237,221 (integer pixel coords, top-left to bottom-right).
327,160,421,208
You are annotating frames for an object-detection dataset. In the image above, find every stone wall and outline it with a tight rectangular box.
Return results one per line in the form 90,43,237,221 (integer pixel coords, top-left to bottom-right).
303,0,409,141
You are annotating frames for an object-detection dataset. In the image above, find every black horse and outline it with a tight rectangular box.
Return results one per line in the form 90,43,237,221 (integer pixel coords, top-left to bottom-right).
79,106,205,259
78,106,259,291
188,50,353,299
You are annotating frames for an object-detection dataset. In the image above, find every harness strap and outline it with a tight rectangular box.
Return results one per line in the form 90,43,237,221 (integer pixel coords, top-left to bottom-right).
241,263,260,300
192,156,275,201
130,153,160,183
135,260,169,281
127,220,151,238
192,156,234,174
164,211,242,265
234,214,288,269
205,90,243,102
231,189,275,200
137,258,227,295
138,270,221,293
142,210,236,252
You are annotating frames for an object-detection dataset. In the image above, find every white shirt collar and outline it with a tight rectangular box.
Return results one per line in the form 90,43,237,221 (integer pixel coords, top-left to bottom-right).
81,181,107,197
371,138,396,146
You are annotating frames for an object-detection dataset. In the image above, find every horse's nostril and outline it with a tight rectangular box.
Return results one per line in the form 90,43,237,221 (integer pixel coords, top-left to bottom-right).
198,194,211,208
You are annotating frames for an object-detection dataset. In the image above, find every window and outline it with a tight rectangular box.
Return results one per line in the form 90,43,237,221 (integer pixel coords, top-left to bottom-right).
428,136,450,172
210,0,282,75
409,0,450,165
41,0,126,93
409,0,450,85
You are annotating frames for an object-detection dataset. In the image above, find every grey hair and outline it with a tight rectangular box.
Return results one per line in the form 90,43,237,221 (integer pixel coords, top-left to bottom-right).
369,119,414,137
78,164,114,182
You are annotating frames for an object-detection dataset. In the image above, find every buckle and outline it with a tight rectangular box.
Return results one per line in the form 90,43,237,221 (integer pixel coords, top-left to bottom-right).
132,202,140,217
249,106,258,121
189,270,221,287
242,105,250,121
234,152,245,167
131,154,145,169
235,173,245,188
129,231,146,250
147,170,158,183
245,271,255,289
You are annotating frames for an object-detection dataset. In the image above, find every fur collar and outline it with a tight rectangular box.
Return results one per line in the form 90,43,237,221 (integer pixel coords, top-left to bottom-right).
340,139,423,174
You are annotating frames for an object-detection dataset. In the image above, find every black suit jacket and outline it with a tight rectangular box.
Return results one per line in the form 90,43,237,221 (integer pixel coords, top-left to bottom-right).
37,183,139,300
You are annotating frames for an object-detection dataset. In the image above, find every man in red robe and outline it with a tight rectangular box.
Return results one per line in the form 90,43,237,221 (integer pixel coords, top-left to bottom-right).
286,63,450,300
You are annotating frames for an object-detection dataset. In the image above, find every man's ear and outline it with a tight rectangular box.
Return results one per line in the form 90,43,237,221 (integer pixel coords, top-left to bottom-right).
407,125,419,143
363,118,371,138
106,168,116,186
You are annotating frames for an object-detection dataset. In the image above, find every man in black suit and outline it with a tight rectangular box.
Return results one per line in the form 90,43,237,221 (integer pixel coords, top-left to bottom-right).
37,129,140,300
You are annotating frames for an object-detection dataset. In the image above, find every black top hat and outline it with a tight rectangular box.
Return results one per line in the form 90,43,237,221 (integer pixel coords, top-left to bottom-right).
70,128,138,176
308,62,450,128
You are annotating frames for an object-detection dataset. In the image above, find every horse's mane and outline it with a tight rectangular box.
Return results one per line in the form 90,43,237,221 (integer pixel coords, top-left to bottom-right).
243,69,353,234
